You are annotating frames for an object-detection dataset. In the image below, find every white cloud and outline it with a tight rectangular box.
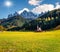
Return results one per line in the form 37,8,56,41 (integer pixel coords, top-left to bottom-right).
18,8,30,14
28,0,43,6
32,2,60,14
55,2,60,9
32,4,54,14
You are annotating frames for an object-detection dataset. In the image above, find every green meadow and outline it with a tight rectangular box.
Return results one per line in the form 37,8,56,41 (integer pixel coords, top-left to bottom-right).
0,30,60,52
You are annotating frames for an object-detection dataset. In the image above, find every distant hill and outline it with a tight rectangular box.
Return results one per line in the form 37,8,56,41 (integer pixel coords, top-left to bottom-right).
0,10,38,31
0,15,27,29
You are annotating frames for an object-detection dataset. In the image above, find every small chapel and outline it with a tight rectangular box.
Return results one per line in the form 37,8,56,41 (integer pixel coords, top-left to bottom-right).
36,25,42,32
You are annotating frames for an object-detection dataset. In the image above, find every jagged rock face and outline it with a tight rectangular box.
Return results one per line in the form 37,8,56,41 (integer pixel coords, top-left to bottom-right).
20,10,38,19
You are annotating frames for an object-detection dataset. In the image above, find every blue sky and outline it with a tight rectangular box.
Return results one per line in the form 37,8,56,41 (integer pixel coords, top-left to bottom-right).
0,0,60,19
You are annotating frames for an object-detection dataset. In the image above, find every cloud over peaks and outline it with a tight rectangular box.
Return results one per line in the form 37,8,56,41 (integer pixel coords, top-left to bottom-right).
32,2,60,14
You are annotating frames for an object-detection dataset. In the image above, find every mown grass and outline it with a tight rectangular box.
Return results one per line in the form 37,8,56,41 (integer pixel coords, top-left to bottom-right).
0,30,60,52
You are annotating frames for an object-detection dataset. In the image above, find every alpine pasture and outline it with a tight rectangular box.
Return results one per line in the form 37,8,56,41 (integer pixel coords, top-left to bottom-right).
0,30,60,52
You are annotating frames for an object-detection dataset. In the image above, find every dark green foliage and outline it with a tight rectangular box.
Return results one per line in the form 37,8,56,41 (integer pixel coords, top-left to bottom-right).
7,27,22,31
37,9,60,30
0,15,27,29
22,9,60,31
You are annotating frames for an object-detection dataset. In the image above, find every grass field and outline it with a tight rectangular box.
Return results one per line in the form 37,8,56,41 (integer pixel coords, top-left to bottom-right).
0,30,60,52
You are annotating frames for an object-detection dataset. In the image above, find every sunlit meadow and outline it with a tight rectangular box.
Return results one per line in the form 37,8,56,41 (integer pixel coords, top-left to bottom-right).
0,30,60,52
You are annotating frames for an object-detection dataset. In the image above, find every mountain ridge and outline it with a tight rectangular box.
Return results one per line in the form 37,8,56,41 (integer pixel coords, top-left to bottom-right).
0,9,60,31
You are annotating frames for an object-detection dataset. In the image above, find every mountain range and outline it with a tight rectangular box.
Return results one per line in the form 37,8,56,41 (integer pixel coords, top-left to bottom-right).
0,8,60,31
0,9,39,30
25,9,60,31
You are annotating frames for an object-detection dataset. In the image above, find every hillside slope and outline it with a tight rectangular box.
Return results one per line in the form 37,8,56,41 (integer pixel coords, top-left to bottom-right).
0,15,27,29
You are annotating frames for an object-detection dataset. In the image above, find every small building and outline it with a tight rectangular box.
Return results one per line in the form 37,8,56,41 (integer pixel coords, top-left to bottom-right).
37,25,42,32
